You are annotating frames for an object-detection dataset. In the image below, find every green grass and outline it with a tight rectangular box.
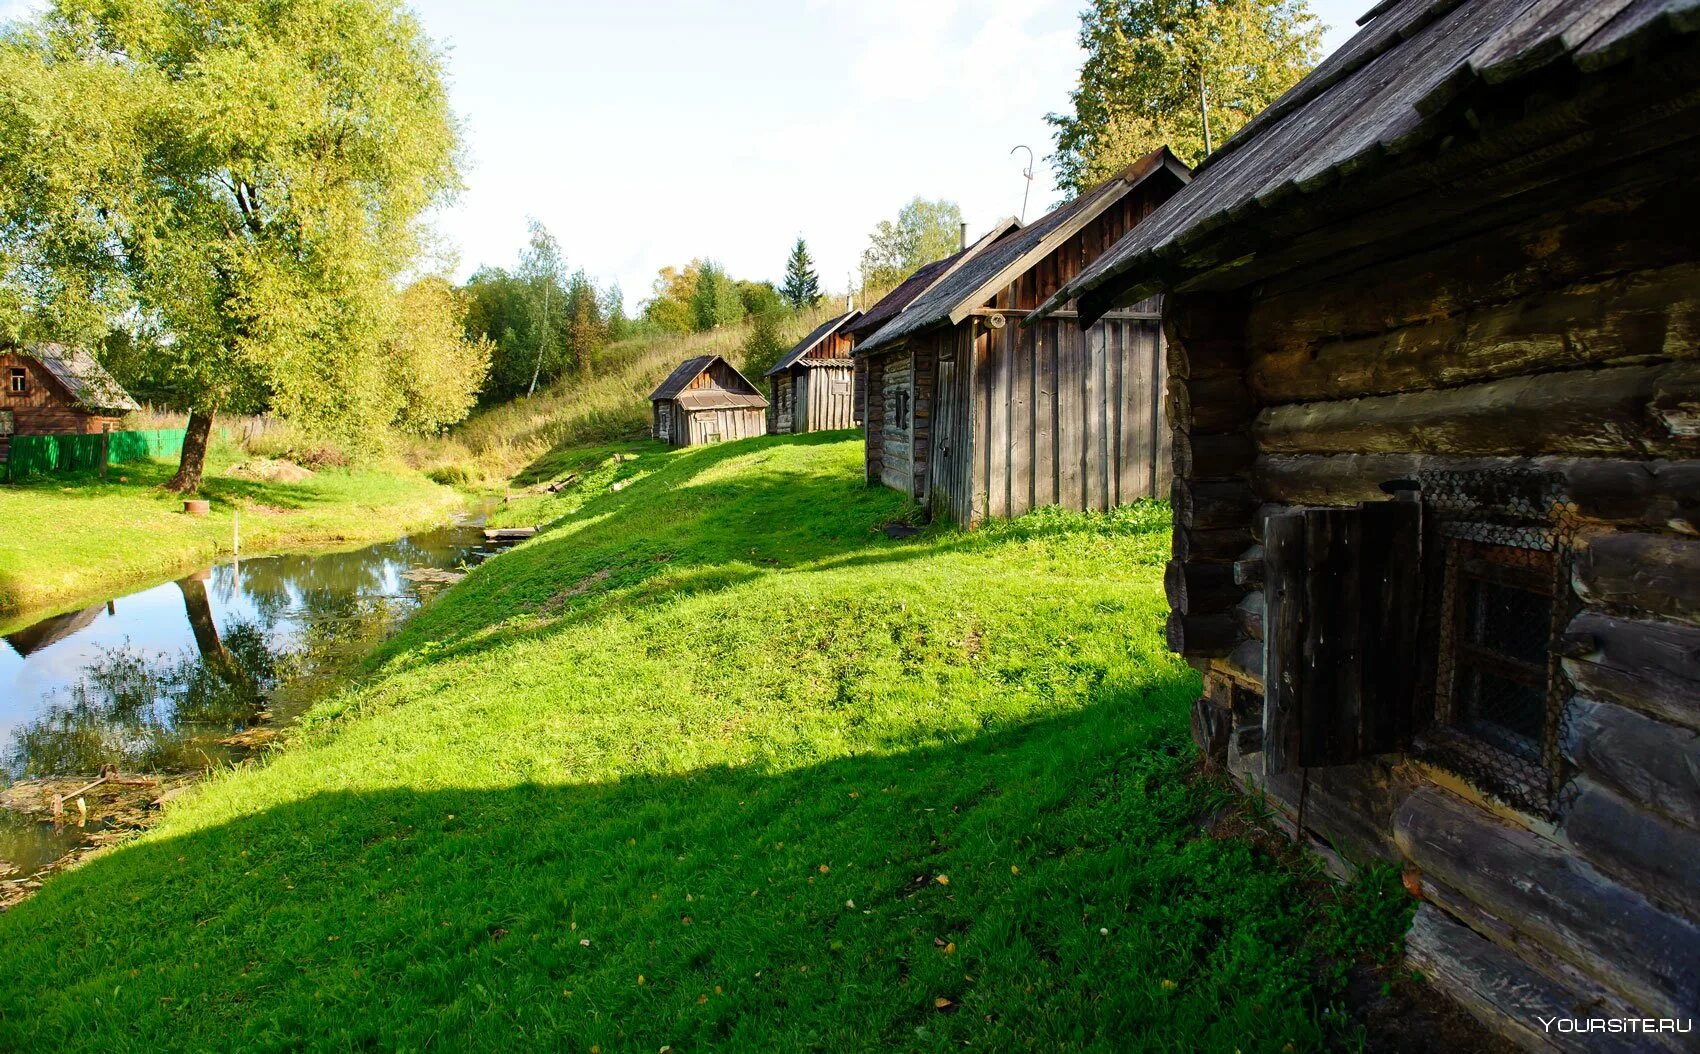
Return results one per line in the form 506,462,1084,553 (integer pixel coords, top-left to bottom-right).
0,453,462,622
0,434,1408,1051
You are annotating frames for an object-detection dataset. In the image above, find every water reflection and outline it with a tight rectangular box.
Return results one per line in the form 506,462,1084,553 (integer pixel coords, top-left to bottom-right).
1,515,506,785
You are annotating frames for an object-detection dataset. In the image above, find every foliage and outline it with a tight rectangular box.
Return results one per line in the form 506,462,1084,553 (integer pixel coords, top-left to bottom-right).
0,0,470,476
690,260,746,331
1048,0,1322,191
642,261,702,333
779,237,823,309
385,278,492,435
736,279,783,319
517,220,567,397
1,437,1407,1049
0,454,459,620
859,198,964,288
740,309,789,378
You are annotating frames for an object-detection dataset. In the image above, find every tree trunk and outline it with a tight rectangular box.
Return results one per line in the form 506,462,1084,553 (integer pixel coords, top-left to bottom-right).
167,410,215,493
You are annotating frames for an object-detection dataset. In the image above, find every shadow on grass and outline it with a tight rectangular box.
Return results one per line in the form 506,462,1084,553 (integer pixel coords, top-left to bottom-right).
0,674,1377,1053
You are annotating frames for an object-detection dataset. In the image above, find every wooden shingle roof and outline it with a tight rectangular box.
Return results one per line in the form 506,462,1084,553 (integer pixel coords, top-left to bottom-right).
648,354,766,406
16,343,140,413
1036,0,1700,321
859,149,1188,353
764,310,861,377
847,217,1023,352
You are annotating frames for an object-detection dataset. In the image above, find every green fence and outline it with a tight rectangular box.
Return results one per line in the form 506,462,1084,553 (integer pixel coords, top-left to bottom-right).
4,429,186,481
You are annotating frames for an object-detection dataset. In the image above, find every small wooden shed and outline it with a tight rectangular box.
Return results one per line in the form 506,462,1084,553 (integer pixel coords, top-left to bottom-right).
648,355,768,447
765,309,861,434
1040,0,1700,1040
0,343,139,462
854,148,1190,526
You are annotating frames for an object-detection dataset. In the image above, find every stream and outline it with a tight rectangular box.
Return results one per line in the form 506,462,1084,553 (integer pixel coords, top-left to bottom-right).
0,508,516,885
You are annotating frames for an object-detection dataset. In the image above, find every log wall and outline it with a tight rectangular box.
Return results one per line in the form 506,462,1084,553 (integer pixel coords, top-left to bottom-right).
877,350,914,495
1165,145,1700,1039
0,353,116,461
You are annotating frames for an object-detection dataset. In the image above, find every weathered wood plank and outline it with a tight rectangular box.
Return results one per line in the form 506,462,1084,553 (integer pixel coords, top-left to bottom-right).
1255,363,1700,459
1173,429,1255,480
1009,326,1033,518
1233,590,1265,641
1172,479,1257,530
1164,560,1241,615
1253,454,1700,534
1575,531,1700,627
1167,370,1255,434
1404,904,1654,1054
1562,696,1700,832
1562,777,1700,922
1165,612,1238,658
1262,511,1304,774
1559,612,1700,731
1394,785,1700,1020
1173,527,1254,564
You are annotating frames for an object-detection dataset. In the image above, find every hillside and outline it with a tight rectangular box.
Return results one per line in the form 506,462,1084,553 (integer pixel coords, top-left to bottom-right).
0,434,1411,1051
414,304,846,488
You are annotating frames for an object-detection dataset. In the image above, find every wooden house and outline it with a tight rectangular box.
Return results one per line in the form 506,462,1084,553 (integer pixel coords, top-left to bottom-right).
0,343,139,462
1037,0,1700,1041
854,149,1190,526
648,355,768,447
765,309,861,434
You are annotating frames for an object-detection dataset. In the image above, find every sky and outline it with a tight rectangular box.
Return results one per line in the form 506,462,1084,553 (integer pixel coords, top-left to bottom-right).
406,0,1370,306
0,0,1370,305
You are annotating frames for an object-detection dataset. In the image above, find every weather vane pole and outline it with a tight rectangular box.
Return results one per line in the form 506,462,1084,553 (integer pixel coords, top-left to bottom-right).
1010,145,1036,223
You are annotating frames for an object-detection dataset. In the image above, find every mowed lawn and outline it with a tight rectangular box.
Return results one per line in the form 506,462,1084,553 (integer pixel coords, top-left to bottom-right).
0,456,461,622
0,434,1406,1052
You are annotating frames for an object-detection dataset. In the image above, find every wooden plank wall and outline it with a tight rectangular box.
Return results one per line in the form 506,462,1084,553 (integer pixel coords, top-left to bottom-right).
771,374,794,433
952,315,1167,525
799,365,856,432
683,407,766,446
862,356,883,484
0,353,112,441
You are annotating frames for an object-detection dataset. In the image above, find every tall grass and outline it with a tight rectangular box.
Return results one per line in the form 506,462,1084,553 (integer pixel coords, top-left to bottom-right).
409,303,847,488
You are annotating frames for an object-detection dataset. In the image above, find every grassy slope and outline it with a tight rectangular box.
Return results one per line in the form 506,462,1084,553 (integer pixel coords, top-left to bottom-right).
0,454,461,623
0,435,1406,1052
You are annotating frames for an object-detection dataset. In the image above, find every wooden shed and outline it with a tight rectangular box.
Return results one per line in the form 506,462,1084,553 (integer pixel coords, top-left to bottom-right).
1039,0,1700,1041
854,148,1190,526
765,309,861,434
0,343,139,463
648,355,768,447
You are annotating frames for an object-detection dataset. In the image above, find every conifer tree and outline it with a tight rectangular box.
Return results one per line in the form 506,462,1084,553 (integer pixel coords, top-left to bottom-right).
779,237,822,309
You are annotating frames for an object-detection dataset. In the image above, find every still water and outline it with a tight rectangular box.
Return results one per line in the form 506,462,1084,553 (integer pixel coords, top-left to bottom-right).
0,512,512,879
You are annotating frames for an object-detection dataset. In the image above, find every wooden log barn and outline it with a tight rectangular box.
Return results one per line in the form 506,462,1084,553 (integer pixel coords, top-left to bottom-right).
648,355,769,448
1037,0,1700,1042
0,343,139,463
853,148,1191,526
764,309,861,434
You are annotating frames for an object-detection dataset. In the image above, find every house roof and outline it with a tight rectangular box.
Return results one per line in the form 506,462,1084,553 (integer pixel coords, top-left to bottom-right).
673,390,768,411
858,149,1190,354
13,343,140,413
764,310,861,377
648,354,765,405
1035,0,1700,321
847,217,1023,350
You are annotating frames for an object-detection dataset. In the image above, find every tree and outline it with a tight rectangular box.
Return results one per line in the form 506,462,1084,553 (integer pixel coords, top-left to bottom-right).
779,238,822,309
859,199,963,289
1047,0,1321,193
741,310,787,379
642,262,700,333
562,269,605,380
737,280,783,319
0,0,465,490
518,220,567,397
386,277,491,435
690,261,745,331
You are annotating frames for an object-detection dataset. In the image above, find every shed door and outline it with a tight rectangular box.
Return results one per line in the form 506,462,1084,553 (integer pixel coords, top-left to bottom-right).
1263,499,1423,773
658,404,672,442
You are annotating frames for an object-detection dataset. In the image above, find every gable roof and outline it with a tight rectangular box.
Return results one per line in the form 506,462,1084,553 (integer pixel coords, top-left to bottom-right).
1036,0,1700,320
858,149,1190,354
648,354,765,405
10,343,140,413
847,217,1023,348
764,310,861,377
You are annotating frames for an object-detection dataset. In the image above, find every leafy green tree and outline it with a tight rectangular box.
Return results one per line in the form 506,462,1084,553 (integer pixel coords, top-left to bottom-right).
1047,0,1321,192
562,269,605,380
859,199,964,289
387,278,492,435
737,280,783,319
519,220,567,397
779,238,822,309
741,309,787,379
690,261,745,331
0,0,465,490
642,262,700,333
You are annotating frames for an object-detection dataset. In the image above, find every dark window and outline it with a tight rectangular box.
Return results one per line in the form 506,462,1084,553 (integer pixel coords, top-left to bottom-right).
7,368,25,395
895,389,911,429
